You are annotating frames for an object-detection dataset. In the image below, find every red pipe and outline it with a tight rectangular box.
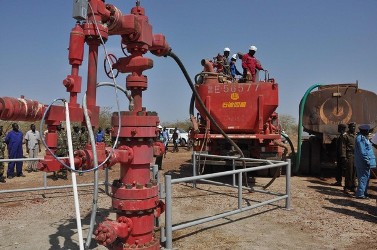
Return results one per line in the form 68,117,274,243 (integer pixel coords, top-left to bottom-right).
86,40,100,107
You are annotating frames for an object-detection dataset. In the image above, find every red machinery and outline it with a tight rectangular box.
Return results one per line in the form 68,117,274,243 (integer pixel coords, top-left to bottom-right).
0,1,169,249
191,59,283,174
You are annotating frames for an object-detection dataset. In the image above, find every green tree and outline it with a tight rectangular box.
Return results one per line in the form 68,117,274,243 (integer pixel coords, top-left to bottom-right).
279,114,298,136
98,106,112,129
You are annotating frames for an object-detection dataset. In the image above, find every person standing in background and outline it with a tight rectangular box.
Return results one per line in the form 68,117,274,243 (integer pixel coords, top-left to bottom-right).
354,124,376,199
104,127,113,147
54,124,68,180
332,124,347,186
5,123,25,178
95,127,104,143
162,127,169,158
0,126,6,183
80,126,89,149
342,122,357,194
172,128,180,153
71,125,81,151
24,124,41,173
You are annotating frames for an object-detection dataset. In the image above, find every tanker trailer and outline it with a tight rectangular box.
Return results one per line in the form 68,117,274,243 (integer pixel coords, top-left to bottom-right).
189,59,285,176
299,83,377,176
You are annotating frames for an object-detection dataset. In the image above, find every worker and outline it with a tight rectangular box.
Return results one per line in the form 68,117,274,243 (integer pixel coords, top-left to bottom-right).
71,125,81,151
80,126,89,149
5,123,25,178
229,54,242,79
222,47,231,76
241,45,264,82
104,127,112,147
54,124,68,180
354,124,376,199
95,127,104,143
0,126,6,183
172,128,180,152
24,124,41,173
332,124,347,186
155,125,164,169
162,127,169,157
342,122,357,194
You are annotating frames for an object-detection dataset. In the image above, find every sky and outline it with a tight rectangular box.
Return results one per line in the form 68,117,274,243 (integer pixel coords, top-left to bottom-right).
1,0,376,124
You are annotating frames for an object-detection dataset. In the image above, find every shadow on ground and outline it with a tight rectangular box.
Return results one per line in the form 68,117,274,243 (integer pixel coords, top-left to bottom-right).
48,207,110,250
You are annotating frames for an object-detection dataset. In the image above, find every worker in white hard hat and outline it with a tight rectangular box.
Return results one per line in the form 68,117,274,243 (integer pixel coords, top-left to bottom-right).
241,45,264,82
222,47,231,76
229,54,242,79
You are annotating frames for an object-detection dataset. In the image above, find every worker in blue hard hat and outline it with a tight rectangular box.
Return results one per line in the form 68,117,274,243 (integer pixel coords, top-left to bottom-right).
354,124,376,199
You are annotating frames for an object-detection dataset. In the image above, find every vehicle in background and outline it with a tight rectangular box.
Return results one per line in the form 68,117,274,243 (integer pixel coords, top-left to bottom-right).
300,83,377,176
166,127,189,146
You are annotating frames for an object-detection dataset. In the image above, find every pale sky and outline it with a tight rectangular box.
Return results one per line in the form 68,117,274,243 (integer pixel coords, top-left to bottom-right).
1,0,376,123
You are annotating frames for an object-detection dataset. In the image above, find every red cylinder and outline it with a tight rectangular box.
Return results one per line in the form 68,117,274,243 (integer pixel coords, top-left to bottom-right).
68,24,85,65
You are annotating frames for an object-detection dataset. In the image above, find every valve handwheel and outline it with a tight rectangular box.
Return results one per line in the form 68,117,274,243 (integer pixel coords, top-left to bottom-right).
121,42,129,57
104,53,119,79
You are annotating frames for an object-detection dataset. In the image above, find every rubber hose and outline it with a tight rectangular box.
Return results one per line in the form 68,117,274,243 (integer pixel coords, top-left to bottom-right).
294,84,321,174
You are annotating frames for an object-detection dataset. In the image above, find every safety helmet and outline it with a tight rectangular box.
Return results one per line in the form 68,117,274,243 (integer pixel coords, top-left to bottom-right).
224,47,230,52
231,54,237,60
249,45,257,51
157,125,163,129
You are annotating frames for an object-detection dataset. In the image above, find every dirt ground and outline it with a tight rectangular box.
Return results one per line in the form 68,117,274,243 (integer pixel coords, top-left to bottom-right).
1,147,377,250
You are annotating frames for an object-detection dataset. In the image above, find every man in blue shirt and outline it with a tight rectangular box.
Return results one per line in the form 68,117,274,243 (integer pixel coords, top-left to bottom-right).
354,124,376,199
230,54,242,79
5,123,25,178
95,127,104,143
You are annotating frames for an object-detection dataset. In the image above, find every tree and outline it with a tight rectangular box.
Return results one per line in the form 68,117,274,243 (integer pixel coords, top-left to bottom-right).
279,114,298,136
98,107,112,130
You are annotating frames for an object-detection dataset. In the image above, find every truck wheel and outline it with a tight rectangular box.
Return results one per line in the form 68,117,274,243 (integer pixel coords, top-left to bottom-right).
180,138,186,147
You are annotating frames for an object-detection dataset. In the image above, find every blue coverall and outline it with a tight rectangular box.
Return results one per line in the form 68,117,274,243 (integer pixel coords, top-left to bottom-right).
5,130,24,177
354,133,376,198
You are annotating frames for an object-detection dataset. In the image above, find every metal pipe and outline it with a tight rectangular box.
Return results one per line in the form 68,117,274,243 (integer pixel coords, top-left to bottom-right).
171,162,287,184
0,182,105,194
286,159,291,210
238,172,242,209
194,153,282,163
86,41,100,107
165,175,173,250
0,157,69,163
172,195,288,231
232,159,236,186
200,179,285,196
192,151,197,188
64,102,84,250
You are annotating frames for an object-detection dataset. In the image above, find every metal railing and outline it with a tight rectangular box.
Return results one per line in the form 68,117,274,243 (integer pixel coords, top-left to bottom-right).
162,153,291,249
0,156,106,195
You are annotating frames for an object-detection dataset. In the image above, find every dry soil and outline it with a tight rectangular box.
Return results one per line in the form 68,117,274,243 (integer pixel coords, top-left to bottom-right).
1,148,377,250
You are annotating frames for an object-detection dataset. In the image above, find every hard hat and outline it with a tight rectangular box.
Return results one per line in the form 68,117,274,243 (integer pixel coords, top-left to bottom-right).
224,47,230,52
157,125,163,129
231,54,237,60
249,45,257,51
